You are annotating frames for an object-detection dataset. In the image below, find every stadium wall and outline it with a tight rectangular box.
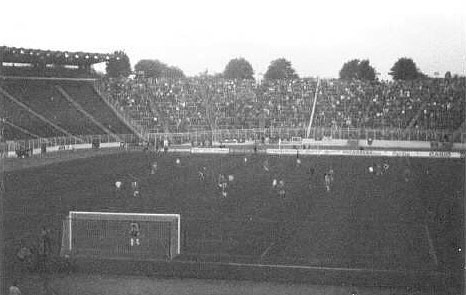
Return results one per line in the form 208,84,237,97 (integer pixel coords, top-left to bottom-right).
301,139,348,147
360,140,431,149
4,130,465,159
6,143,463,160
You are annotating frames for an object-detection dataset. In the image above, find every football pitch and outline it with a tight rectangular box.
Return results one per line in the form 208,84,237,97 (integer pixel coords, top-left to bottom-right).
2,149,464,292
18,273,407,295
16,272,412,295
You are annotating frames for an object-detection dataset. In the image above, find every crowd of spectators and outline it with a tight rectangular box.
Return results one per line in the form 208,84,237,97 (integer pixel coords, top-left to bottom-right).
316,78,465,132
98,76,465,135
100,77,259,133
99,76,164,132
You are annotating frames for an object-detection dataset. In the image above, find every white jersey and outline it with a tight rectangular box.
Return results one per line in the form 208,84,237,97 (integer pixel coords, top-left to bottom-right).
9,286,21,295
324,174,331,184
324,174,331,191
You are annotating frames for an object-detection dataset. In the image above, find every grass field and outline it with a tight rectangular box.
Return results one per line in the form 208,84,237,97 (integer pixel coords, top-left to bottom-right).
16,273,408,295
2,149,464,293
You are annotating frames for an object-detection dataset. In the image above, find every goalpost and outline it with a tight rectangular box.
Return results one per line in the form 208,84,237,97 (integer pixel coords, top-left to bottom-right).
61,211,180,261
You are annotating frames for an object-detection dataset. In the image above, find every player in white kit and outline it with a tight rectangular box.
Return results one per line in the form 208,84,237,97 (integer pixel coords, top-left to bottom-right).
131,181,140,197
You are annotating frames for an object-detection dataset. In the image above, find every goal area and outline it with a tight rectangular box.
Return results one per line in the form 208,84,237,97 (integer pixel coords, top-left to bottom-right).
60,211,180,261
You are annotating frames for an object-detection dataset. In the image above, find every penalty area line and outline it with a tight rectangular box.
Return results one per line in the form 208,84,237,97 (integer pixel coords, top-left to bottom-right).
259,242,276,262
424,222,438,267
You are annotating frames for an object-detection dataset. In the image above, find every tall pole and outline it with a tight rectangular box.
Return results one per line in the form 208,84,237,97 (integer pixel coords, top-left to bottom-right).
0,76,6,294
463,71,466,295
306,78,320,138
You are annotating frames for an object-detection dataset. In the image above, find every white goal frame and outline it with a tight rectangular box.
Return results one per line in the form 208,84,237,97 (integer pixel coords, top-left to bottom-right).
64,211,181,258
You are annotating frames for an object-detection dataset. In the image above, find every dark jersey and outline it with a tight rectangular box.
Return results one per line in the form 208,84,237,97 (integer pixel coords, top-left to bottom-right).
38,233,51,256
130,223,140,237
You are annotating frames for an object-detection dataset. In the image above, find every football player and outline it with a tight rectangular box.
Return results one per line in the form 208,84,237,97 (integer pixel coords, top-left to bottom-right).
277,180,286,199
130,223,140,246
324,173,332,192
150,162,158,175
131,181,140,197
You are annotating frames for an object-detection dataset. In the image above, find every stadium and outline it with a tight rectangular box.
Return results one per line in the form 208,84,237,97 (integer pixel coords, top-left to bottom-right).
0,42,465,295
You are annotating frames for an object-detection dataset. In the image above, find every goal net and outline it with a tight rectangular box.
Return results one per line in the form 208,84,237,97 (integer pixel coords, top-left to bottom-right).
60,211,180,261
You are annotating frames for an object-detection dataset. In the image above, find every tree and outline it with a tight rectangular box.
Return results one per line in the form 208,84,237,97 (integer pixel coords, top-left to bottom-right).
135,59,185,79
339,59,376,81
163,66,185,79
357,60,376,80
339,59,360,80
106,51,131,78
389,58,422,80
223,58,254,80
134,59,167,78
264,58,298,80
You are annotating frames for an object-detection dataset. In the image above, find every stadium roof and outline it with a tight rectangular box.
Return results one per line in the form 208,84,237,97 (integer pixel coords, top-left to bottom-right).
0,46,119,66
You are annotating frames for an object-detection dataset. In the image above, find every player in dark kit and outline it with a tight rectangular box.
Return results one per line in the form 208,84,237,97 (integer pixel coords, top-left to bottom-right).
198,166,207,182
403,168,411,182
277,180,286,199
37,227,52,272
130,222,141,246
16,241,33,272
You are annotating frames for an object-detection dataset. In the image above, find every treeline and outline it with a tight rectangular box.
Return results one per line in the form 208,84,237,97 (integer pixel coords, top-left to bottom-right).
106,51,458,81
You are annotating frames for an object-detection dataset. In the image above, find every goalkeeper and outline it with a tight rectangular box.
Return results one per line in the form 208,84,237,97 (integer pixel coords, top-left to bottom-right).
130,222,141,246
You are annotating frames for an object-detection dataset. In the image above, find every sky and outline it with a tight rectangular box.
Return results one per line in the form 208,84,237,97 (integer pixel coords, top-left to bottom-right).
1,0,465,79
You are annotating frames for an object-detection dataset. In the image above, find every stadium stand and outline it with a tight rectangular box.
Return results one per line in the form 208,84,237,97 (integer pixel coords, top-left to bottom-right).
58,80,132,135
97,76,465,136
0,78,133,141
1,79,102,138
0,47,135,141
1,46,464,143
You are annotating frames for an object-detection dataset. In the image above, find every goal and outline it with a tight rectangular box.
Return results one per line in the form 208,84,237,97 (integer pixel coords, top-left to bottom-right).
60,211,180,261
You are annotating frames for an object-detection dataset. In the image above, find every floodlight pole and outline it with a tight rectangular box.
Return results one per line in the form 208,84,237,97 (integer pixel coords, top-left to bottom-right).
306,77,320,138
0,76,5,294
464,75,466,295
